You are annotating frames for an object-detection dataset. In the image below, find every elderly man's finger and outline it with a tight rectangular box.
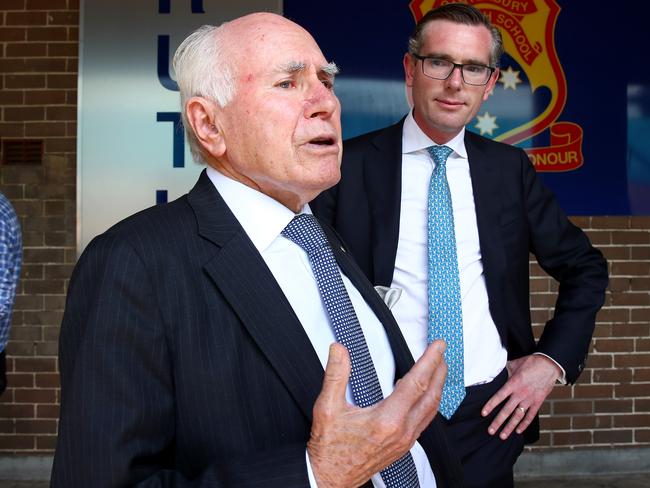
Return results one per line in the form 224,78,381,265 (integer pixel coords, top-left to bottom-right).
394,340,445,394
316,343,351,409
386,341,447,429
410,358,447,433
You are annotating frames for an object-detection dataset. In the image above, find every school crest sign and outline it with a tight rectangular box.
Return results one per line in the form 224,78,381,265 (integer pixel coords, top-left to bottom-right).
409,0,584,172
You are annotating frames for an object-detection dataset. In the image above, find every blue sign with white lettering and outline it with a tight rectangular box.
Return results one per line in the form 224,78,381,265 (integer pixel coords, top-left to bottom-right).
285,0,649,215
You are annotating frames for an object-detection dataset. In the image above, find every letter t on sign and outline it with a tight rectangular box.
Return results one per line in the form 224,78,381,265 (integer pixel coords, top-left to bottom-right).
156,112,185,168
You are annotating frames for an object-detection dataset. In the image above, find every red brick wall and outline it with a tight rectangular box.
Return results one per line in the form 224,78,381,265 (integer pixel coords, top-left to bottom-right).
532,217,650,450
0,0,78,453
0,1,648,456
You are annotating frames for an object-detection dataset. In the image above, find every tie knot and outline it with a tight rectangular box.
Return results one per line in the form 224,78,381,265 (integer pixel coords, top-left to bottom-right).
281,214,329,256
427,145,453,167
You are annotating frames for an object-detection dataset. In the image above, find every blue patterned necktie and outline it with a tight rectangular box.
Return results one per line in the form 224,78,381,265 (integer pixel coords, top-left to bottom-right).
282,214,419,488
427,145,465,419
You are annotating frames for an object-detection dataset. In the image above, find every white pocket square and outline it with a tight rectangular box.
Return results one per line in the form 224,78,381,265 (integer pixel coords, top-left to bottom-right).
374,286,403,310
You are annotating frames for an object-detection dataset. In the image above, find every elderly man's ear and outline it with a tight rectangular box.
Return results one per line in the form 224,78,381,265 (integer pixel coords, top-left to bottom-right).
186,97,226,158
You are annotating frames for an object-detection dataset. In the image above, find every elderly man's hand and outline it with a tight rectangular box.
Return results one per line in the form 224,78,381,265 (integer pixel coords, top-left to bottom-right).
481,354,561,440
307,340,447,488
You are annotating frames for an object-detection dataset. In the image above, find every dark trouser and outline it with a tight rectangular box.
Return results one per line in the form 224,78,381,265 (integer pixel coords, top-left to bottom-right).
440,369,524,488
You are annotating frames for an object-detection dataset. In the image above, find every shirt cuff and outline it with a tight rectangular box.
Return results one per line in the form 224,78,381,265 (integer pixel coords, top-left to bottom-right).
305,449,319,487
533,352,567,384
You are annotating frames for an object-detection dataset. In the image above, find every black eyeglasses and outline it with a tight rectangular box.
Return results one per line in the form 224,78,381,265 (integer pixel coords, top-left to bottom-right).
412,54,495,86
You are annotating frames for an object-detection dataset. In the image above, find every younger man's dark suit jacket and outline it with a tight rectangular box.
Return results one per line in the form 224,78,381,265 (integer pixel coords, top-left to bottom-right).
312,120,609,441
51,170,462,488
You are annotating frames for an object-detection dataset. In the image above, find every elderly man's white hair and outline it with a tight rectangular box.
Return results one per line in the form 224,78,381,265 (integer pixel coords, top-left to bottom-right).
172,23,236,165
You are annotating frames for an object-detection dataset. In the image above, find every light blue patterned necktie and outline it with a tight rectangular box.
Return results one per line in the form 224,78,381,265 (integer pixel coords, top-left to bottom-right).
427,145,466,419
282,214,420,488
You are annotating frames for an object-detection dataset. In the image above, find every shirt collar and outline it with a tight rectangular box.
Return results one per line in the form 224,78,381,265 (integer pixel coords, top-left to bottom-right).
402,110,467,159
206,166,310,253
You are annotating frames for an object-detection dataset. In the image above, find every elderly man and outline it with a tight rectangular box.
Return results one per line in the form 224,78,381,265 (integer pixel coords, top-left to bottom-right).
312,3,608,487
52,12,462,488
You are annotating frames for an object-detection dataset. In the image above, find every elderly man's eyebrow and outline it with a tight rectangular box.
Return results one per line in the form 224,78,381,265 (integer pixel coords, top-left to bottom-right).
279,61,306,73
277,61,339,76
321,62,339,76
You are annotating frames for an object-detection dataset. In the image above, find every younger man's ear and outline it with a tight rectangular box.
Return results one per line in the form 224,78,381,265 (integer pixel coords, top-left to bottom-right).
403,53,417,88
483,68,500,100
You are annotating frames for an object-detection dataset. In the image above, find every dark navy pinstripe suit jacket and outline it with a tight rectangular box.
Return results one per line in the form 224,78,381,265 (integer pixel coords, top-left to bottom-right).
51,170,462,487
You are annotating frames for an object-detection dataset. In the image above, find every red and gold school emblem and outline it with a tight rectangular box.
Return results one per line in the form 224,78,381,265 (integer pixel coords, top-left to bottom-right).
409,0,584,172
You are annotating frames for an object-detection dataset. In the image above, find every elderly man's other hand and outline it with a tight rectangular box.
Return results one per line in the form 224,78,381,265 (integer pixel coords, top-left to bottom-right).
307,340,447,487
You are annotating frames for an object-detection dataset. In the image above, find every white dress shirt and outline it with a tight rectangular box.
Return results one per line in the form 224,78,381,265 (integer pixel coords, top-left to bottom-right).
206,167,435,488
390,112,508,386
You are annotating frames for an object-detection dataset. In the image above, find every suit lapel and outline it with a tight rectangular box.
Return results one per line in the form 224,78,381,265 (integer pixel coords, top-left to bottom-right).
188,171,324,422
363,120,405,286
465,131,507,303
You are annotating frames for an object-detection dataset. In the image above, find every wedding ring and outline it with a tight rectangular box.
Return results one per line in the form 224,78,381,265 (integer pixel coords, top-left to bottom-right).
517,406,526,414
